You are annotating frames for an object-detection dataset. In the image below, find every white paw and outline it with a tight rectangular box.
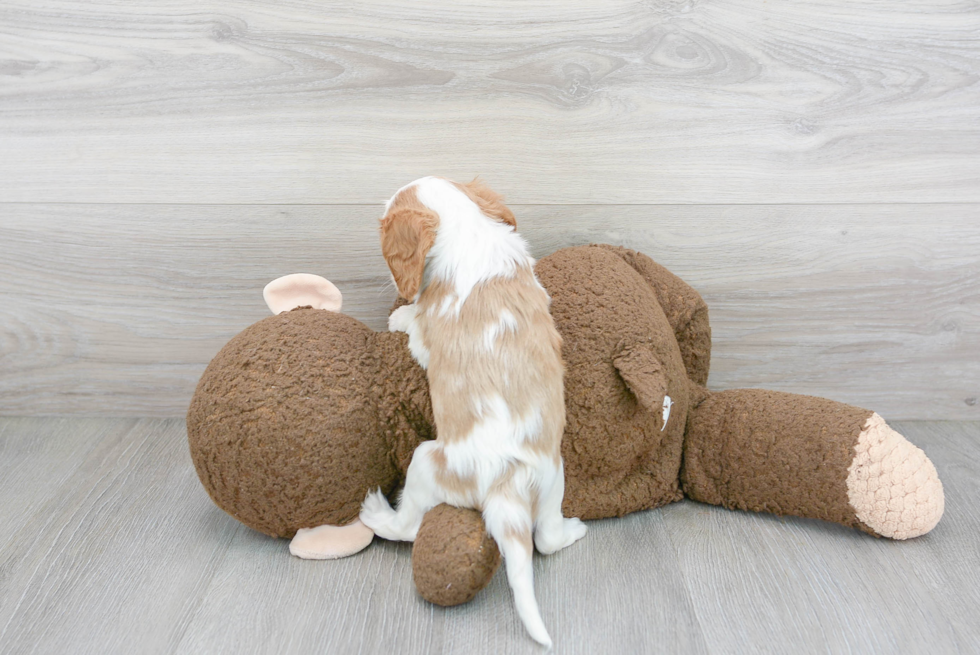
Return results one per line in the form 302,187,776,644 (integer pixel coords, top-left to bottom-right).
360,488,421,542
564,517,588,545
359,488,396,535
535,517,588,555
388,304,415,333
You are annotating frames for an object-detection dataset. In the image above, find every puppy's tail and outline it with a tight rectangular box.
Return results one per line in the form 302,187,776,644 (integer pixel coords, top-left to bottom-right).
483,489,552,648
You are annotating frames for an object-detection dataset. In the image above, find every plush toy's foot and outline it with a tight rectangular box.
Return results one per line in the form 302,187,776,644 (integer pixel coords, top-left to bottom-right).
288,519,375,559
413,504,502,607
846,413,944,539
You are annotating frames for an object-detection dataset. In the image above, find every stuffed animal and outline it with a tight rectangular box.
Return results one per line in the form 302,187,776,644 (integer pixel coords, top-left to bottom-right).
187,245,944,606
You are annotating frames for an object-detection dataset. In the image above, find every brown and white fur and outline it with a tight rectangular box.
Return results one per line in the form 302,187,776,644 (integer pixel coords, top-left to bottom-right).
361,176,586,647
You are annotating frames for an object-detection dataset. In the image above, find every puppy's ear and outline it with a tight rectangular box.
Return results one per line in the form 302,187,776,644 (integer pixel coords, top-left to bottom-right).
455,179,516,228
380,207,438,299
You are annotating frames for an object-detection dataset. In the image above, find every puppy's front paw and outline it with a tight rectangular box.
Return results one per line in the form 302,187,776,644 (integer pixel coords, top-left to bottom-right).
388,304,415,333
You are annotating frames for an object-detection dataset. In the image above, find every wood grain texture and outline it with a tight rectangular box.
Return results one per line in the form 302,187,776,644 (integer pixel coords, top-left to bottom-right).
0,418,129,553
888,421,980,651
1,0,978,203
1,418,977,653
660,420,980,654
0,418,242,654
173,508,711,655
2,203,977,418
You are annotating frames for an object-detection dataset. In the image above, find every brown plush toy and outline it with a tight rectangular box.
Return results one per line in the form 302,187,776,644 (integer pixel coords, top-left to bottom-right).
188,245,944,606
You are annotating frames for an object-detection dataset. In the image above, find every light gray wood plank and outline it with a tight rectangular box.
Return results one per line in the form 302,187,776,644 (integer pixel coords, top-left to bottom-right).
0,418,242,654
174,509,708,655
1,0,978,203
661,420,980,655
889,421,980,651
660,499,953,652
0,418,130,556
538,511,708,654
2,203,977,418
0,203,390,417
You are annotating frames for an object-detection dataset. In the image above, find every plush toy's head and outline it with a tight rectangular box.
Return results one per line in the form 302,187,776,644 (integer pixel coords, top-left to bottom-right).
187,279,399,540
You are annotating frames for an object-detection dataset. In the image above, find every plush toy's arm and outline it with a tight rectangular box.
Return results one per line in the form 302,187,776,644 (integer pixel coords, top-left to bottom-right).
595,245,711,386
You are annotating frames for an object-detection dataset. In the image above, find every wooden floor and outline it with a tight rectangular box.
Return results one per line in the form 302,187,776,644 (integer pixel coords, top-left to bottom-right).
1,418,977,654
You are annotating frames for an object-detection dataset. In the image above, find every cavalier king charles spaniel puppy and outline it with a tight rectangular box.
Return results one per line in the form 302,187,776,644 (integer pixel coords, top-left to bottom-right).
361,176,586,646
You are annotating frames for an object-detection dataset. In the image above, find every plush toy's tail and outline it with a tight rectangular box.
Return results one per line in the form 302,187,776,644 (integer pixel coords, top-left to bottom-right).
683,388,944,539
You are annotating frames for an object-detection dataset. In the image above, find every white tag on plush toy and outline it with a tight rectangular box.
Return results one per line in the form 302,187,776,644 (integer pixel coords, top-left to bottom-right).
661,395,673,431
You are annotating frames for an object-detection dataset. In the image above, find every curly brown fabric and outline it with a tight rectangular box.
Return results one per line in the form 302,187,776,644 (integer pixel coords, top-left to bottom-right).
413,504,501,606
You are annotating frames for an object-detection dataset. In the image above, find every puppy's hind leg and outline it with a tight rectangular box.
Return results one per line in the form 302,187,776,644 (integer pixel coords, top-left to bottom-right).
360,440,442,542
533,459,587,555
483,486,552,648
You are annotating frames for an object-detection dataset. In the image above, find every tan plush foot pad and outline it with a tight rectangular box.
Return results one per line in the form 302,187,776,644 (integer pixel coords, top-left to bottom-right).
846,413,944,539
289,519,375,559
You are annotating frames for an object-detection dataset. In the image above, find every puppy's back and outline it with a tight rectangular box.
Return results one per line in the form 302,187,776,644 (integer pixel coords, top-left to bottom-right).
416,266,564,455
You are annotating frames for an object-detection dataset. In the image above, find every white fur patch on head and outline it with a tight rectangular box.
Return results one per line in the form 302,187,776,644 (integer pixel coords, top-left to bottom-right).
412,177,531,306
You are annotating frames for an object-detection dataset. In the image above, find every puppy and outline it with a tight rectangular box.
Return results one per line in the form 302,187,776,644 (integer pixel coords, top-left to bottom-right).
360,176,586,647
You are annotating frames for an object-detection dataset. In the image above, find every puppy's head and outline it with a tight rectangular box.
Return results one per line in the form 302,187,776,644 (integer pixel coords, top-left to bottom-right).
380,177,517,300
380,185,439,300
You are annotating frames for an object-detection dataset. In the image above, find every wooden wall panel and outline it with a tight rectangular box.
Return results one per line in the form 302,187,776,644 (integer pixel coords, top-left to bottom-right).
2,0,977,417
1,203,977,418
1,0,978,204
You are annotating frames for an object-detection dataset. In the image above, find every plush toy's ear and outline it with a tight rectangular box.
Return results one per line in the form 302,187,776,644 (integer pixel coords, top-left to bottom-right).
379,207,438,300
263,274,343,315
612,342,668,416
